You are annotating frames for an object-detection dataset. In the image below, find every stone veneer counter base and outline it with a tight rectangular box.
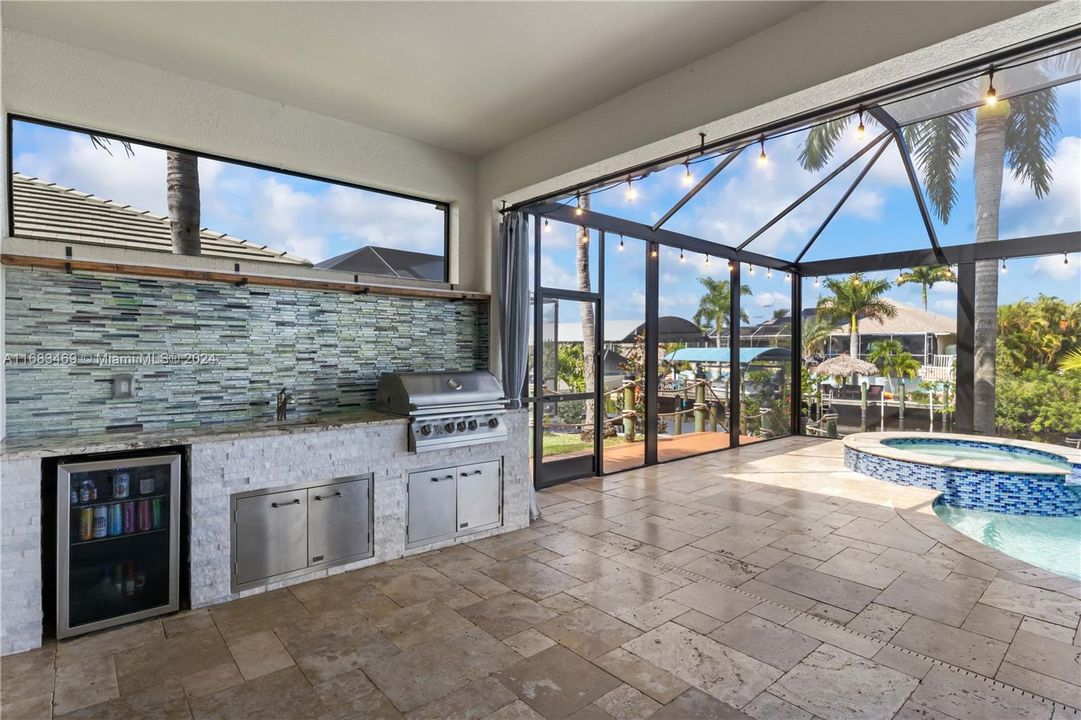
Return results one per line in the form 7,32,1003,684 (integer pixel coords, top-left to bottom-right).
0,411,530,655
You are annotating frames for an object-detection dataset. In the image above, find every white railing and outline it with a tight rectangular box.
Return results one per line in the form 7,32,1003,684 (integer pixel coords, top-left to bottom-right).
919,355,955,382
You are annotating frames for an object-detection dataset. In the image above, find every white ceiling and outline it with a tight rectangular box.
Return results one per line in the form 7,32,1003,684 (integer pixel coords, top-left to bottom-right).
3,1,815,156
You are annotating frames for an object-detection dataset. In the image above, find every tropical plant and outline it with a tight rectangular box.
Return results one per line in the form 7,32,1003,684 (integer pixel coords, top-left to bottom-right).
556,343,585,393
996,368,1081,441
90,135,202,255
867,339,921,390
799,81,1062,435
800,313,836,357
997,295,1081,373
815,274,897,358
896,265,957,310
693,276,751,348
1060,348,1081,373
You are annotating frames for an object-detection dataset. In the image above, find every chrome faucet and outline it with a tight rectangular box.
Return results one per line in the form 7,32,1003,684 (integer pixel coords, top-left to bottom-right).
276,386,294,421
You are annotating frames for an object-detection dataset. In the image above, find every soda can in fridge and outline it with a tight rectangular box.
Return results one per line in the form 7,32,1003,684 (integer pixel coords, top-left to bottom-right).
108,503,123,536
93,506,108,539
80,507,94,541
137,500,151,533
122,501,136,534
151,498,163,530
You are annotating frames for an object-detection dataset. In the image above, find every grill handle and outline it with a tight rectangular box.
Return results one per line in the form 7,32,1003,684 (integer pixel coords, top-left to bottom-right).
271,498,301,508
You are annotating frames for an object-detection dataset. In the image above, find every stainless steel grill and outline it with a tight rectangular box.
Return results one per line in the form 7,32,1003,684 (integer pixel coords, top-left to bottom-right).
375,371,508,452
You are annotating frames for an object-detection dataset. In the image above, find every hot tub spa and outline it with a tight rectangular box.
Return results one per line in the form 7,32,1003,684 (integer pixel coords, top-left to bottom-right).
843,432,1081,517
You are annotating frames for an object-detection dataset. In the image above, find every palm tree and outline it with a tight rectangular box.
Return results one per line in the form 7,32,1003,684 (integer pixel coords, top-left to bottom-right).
576,194,595,425
693,277,751,348
896,265,957,311
816,273,897,358
90,136,202,256
800,82,1060,433
800,313,835,358
868,339,921,390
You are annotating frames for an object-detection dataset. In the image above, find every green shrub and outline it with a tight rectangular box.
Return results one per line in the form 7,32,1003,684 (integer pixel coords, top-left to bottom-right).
995,368,1081,441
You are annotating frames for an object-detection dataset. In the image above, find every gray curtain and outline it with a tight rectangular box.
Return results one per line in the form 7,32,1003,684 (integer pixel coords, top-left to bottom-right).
498,211,540,519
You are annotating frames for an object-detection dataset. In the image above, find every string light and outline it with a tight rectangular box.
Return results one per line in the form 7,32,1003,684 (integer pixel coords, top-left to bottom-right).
727,260,735,273
625,179,636,202
985,67,998,106
679,248,686,263
1064,253,1069,265
618,235,625,251
856,108,866,142
747,264,755,275
704,255,711,267
682,160,694,187
579,228,588,244
575,193,584,216
757,136,768,167
544,218,551,232
784,271,790,282
814,277,820,288
1001,258,1007,273
897,269,905,283
853,276,861,285
650,243,658,258
766,267,773,279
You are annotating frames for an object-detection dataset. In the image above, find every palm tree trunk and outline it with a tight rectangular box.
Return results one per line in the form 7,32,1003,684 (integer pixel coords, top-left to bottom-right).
715,312,723,349
850,313,858,359
576,194,596,429
972,101,1008,434
921,283,928,311
167,151,201,256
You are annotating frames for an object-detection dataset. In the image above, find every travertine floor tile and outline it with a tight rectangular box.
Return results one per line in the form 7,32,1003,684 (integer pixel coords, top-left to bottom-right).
565,567,678,616
664,581,759,622
190,666,328,720
503,628,557,657
480,557,583,601
377,599,474,650
770,644,918,720
593,684,660,720
622,622,781,708
647,687,751,719
406,676,517,720
891,616,1008,676
495,645,621,720
708,613,821,671
591,648,690,705
979,578,1081,628
535,605,642,659
874,573,987,627
53,655,120,716
909,664,1054,719
458,591,559,640
227,630,294,680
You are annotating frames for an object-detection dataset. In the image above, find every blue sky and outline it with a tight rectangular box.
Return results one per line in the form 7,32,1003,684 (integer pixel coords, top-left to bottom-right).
12,121,446,264
541,81,1080,326
10,80,1080,323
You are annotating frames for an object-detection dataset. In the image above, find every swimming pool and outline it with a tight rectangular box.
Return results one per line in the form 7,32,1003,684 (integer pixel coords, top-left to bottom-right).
883,437,1073,471
843,432,1081,516
934,497,1081,581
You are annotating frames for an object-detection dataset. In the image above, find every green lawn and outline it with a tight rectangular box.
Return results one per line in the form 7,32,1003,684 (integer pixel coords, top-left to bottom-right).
536,432,634,458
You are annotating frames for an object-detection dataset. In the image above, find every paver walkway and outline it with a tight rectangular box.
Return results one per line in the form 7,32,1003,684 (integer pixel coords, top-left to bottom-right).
4,436,1079,719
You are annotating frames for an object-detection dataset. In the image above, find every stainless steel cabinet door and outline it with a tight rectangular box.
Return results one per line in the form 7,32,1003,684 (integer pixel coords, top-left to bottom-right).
234,489,308,585
407,469,457,545
456,460,501,532
307,478,369,565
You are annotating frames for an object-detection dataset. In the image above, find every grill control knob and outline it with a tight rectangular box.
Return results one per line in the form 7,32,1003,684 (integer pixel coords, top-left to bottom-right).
488,418,500,429
456,421,467,432
467,419,478,431
444,422,455,433
419,425,432,436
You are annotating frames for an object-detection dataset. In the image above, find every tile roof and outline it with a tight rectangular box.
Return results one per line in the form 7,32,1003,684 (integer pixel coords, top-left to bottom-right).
10,173,311,265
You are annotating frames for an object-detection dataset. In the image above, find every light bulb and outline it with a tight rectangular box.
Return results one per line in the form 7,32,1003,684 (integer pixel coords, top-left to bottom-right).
625,179,636,202
1064,253,1069,265
650,244,658,258
757,137,767,167
682,161,694,187
1001,258,1007,273
853,277,861,285
748,264,755,275
784,272,790,282
856,112,866,142
544,218,551,232
680,249,686,263
705,255,711,267
727,261,735,273
767,268,773,279
618,236,625,251
986,71,998,106
579,228,588,243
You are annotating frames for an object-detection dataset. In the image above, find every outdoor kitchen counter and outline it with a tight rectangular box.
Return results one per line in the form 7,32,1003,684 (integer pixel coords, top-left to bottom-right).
0,409,405,459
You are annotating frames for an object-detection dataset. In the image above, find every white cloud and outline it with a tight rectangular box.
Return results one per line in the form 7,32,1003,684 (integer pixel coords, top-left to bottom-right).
1034,252,1080,280
754,291,787,308
1000,135,1081,237
933,298,957,315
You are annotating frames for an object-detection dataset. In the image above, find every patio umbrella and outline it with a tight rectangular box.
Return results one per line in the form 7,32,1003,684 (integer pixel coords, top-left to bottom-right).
813,354,878,378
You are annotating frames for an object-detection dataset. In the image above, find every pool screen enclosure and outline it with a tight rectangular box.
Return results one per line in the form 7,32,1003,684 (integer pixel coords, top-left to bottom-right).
512,31,1081,486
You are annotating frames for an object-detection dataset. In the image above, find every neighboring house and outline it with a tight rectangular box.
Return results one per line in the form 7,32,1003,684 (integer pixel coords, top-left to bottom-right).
316,246,443,282
11,173,311,265
828,300,957,365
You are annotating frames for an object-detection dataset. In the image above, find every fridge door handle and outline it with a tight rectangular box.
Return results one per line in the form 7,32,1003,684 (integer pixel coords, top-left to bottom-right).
313,491,342,501
271,499,302,508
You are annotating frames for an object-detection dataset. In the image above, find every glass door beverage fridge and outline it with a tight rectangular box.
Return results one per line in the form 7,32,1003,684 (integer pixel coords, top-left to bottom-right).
56,454,180,639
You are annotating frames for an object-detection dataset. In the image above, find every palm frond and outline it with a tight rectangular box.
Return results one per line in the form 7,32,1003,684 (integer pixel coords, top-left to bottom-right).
1005,87,1058,198
89,135,134,158
799,117,851,171
903,111,972,224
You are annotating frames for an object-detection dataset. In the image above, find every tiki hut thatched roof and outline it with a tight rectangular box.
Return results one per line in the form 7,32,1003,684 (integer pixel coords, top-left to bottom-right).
813,354,879,377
